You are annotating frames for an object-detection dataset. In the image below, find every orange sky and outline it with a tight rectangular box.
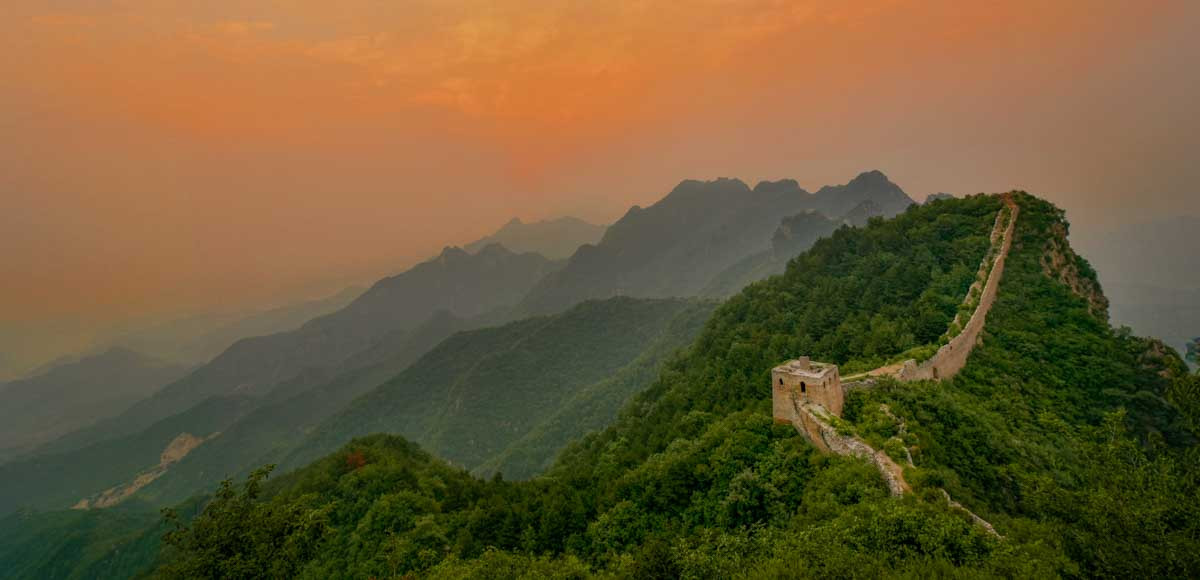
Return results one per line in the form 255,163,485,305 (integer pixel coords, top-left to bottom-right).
2,0,1198,372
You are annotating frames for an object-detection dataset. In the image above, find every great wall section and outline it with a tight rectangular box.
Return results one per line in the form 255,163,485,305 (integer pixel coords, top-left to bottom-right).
845,194,1019,386
772,194,1019,535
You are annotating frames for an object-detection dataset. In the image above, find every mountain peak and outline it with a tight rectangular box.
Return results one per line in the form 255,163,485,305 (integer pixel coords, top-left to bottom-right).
463,216,605,260
849,169,892,187
753,179,805,195
438,246,470,260
666,177,750,197
808,170,915,219
475,242,516,258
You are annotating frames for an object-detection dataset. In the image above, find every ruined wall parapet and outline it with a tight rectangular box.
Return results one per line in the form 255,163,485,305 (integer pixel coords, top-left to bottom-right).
895,197,1018,383
790,396,910,496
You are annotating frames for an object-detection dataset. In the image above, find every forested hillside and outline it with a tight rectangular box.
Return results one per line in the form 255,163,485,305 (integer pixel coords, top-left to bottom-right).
700,210,842,297
281,297,715,478
8,193,1197,579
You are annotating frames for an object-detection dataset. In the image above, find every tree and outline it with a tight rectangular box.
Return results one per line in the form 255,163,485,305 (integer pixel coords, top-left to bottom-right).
158,466,331,579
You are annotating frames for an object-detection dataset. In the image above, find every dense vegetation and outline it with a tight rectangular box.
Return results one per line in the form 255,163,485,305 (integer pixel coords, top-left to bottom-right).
0,500,195,579
281,297,715,478
11,193,1198,578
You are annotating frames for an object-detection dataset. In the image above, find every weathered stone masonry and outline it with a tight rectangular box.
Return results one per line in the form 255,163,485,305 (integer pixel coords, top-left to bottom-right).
896,198,1018,382
770,355,910,492
771,196,1018,531
771,356,842,418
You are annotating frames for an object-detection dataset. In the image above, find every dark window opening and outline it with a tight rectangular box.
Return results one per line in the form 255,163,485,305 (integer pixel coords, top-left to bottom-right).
800,381,807,393
779,378,783,385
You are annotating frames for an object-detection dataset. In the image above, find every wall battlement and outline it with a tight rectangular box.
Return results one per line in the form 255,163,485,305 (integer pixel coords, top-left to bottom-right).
896,197,1018,381
772,357,841,419
769,195,1020,522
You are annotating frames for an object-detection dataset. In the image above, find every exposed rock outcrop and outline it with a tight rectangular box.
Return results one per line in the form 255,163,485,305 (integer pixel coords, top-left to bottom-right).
1042,222,1109,320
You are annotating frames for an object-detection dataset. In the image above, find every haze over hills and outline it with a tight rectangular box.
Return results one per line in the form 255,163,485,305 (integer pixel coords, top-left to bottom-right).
106,286,365,367
700,210,843,297
3,177,1196,579
1074,215,1200,363
32,244,562,458
4,169,921,517
0,311,471,516
77,310,473,510
0,287,364,384
0,348,189,462
11,192,1194,578
518,170,917,315
1075,215,1199,290
0,394,258,517
464,216,606,259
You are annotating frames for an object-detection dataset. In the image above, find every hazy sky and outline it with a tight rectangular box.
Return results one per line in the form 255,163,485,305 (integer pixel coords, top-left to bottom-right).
2,1,1198,372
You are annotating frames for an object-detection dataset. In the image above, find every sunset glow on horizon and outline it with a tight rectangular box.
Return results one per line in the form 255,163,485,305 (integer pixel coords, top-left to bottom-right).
3,0,1198,372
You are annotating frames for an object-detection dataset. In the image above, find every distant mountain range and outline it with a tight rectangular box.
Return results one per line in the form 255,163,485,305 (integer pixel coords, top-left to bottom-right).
13,191,1194,578
0,348,189,463
1075,215,1199,290
518,170,916,315
1074,215,1199,361
0,287,364,384
465,216,606,259
32,244,562,459
107,286,365,367
3,169,921,517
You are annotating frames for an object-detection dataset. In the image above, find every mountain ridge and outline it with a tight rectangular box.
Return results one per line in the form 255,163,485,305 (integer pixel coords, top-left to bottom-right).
5,191,1198,579
0,348,189,463
30,244,562,459
518,170,916,315
464,216,606,259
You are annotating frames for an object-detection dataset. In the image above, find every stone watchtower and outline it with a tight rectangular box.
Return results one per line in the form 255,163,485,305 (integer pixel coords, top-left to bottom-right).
771,356,842,422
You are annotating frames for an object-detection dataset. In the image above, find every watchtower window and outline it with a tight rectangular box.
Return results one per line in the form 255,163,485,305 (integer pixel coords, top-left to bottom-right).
779,378,783,385
800,381,807,393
